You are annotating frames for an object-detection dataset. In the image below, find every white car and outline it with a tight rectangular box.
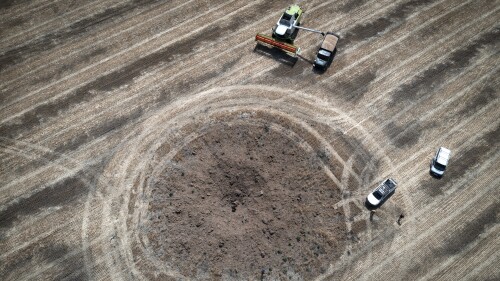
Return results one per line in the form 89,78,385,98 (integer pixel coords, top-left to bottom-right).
366,178,398,207
430,147,451,177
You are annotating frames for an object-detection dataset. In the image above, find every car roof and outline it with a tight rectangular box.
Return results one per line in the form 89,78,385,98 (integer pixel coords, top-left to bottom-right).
438,147,451,155
437,147,451,164
374,178,397,195
321,34,338,51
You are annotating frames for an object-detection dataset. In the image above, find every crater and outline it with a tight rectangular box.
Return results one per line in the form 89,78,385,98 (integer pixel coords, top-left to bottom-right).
146,119,348,280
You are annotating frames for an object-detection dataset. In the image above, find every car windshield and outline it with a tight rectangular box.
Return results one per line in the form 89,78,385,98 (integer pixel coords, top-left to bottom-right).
384,179,395,189
373,191,383,200
434,162,446,170
279,13,292,26
318,50,331,60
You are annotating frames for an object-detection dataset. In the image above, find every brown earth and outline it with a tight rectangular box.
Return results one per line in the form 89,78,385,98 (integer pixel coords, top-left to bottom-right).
0,0,499,280
148,121,346,279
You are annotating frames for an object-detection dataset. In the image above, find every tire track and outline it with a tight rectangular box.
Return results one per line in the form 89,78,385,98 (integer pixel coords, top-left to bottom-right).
421,224,499,280
1,26,490,232
207,0,492,130
0,0,231,104
239,0,465,83
0,0,118,49
78,85,392,279
0,0,166,73
372,92,499,189
0,0,378,115
1,0,497,278
3,0,388,142
0,0,335,160
346,158,499,280
317,100,500,280
318,1,495,85
0,0,296,175
385,65,498,149
458,237,500,281
0,0,57,22
0,0,199,91
374,27,499,129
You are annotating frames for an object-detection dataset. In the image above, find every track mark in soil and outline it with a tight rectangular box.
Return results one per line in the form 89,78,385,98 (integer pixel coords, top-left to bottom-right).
225,1,288,32
421,124,500,197
456,86,498,118
0,153,108,230
339,0,369,13
53,108,143,154
390,27,500,105
2,237,88,281
29,47,108,87
402,201,499,279
0,0,24,10
173,57,241,94
0,175,88,229
0,23,240,139
1,242,66,278
440,201,499,255
385,120,436,148
328,70,377,102
2,16,26,30
0,0,161,71
83,86,397,280
39,243,70,262
337,0,436,50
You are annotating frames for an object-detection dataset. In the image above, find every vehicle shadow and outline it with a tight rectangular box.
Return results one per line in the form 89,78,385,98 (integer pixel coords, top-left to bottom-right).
253,44,298,67
297,53,314,65
364,190,396,211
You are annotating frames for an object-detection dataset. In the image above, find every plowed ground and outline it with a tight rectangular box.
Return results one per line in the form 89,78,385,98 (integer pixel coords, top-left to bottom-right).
0,0,498,280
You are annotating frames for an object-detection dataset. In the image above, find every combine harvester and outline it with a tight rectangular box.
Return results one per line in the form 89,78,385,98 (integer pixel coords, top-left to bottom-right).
255,4,327,57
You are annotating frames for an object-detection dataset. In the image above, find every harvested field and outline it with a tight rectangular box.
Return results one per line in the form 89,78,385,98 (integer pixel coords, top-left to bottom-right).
0,0,499,280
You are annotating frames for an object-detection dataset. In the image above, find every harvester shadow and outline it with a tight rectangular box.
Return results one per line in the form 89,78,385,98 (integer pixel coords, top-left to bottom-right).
297,54,314,65
253,44,298,67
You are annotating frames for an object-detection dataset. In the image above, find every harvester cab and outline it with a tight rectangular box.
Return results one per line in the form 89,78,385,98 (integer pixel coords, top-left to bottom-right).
272,5,303,44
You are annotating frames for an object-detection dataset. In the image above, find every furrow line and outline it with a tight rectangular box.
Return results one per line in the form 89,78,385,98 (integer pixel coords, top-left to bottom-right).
0,0,241,114
0,0,198,89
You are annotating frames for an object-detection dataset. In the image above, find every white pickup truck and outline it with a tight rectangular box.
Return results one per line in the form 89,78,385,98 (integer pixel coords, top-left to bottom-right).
366,178,398,207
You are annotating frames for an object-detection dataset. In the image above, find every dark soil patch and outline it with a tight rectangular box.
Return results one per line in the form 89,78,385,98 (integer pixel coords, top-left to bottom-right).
337,0,436,50
390,27,500,106
339,0,369,13
0,0,163,72
440,201,499,255
147,121,350,280
421,124,500,198
0,176,88,229
385,120,432,148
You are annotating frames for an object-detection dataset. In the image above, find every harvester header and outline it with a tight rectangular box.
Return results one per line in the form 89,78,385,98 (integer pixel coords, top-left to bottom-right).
255,33,300,55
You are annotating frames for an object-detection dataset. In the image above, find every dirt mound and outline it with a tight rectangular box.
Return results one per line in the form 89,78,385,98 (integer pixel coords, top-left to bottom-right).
147,121,347,280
